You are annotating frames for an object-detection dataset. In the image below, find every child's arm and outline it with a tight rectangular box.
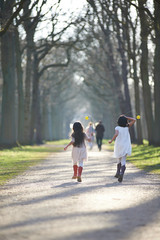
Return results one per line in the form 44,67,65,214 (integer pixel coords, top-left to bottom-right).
125,115,136,127
64,141,73,151
84,133,91,142
108,130,119,144
86,136,91,142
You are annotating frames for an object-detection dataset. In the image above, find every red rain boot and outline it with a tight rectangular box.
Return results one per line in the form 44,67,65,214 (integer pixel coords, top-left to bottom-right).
77,166,83,182
72,165,78,179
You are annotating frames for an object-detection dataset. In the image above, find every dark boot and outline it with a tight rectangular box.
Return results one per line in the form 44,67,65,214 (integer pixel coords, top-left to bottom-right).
77,166,83,182
72,165,78,179
114,163,121,178
118,165,126,183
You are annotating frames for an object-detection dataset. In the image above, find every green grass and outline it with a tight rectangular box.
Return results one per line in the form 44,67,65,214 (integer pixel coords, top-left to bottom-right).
1,139,159,186
45,139,70,145
0,144,63,185
128,142,160,174
103,139,114,151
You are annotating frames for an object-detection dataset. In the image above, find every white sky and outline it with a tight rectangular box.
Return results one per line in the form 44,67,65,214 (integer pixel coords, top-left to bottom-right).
35,0,87,40
60,0,87,11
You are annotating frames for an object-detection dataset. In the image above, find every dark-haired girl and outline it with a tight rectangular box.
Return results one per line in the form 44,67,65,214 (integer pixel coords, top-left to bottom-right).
108,115,136,182
64,122,91,182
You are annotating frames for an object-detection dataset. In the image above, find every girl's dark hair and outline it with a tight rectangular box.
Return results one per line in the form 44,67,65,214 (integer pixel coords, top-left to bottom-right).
117,116,128,127
72,122,85,147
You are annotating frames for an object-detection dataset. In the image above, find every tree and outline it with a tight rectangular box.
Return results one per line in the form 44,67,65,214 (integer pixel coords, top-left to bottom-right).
0,0,17,145
15,28,24,143
0,0,28,37
138,0,154,145
153,0,160,145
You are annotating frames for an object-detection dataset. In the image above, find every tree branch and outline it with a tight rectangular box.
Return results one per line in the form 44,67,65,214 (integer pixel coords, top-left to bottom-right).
0,0,28,37
39,48,71,77
127,0,155,21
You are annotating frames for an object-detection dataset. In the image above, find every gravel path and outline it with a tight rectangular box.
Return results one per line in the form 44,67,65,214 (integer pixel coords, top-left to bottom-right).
0,147,160,240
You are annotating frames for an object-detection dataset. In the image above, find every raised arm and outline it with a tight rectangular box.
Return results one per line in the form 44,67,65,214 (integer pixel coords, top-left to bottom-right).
125,115,136,127
108,130,119,144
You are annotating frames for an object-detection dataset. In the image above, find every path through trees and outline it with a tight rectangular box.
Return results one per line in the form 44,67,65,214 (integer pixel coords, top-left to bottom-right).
0,146,160,240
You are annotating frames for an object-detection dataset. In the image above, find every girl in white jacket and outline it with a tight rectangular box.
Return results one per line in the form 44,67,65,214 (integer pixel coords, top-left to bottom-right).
109,115,136,182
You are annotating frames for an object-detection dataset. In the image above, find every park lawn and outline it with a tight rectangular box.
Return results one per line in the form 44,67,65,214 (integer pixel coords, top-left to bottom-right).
46,139,70,145
103,139,114,151
128,142,160,175
105,139,160,175
0,144,63,185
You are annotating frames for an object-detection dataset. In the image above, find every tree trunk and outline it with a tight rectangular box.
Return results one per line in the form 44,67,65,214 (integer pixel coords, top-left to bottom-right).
52,105,59,140
36,86,42,144
153,1,160,146
15,28,25,144
42,93,53,141
106,36,126,113
23,0,35,144
132,30,143,145
138,0,154,145
114,10,136,142
30,53,42,144
120,50,136,142
23,34,34,144
133,69,143,145
0,29,17,145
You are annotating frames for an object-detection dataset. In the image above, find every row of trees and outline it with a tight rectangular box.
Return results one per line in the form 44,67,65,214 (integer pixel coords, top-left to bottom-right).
0,0,87,146
84,0,160,146
0,0,160,146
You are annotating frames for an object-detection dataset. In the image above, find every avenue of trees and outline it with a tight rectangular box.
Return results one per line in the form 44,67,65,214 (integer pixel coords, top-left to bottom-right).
0,0,160,147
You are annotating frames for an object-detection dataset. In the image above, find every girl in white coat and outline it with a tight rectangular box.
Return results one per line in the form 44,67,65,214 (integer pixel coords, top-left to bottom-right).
109,115,136,182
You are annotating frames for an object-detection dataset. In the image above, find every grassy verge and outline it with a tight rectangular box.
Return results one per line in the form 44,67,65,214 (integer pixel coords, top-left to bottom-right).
0,144,63,185
45,139,70,145
128,142,160,175
104,139,160,175
103,139,114,151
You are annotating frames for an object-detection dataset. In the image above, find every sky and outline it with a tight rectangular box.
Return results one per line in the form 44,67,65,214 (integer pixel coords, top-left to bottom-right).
34,0,87,40
60,0,87,11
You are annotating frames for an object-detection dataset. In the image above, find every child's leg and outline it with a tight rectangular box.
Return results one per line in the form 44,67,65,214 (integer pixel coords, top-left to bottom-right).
77,160,83,182
72,165,78,179
88,141,92,150
118,155,126,182
90,141,93,150
121,155,126,167
115,159,121,178
72,159,78,179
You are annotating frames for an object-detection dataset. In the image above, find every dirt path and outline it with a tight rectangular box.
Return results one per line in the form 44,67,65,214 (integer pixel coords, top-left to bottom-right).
0,147,160,240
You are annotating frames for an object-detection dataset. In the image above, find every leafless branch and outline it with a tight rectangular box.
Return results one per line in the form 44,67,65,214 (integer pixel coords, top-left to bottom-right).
0,0,28,37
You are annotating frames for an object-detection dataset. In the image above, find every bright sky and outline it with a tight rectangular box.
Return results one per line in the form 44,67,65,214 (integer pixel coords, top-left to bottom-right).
60,0,87,11
35,0,87,40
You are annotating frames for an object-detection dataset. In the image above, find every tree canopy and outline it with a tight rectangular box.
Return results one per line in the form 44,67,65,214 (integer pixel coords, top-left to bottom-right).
0,0,160,146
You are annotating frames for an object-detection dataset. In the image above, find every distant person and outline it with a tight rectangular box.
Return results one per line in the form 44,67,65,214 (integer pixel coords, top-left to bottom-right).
95,120,105,151
64,122,91,182
86,122,95,150
108,115,136,183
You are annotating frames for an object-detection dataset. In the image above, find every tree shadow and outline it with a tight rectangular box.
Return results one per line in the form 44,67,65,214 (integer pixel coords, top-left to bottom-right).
0,150,160,239
0,195,159,240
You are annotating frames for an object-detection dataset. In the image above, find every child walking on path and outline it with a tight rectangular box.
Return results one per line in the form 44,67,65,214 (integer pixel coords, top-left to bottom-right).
108,115,136,182
64,122,91,182
86,122,95,150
